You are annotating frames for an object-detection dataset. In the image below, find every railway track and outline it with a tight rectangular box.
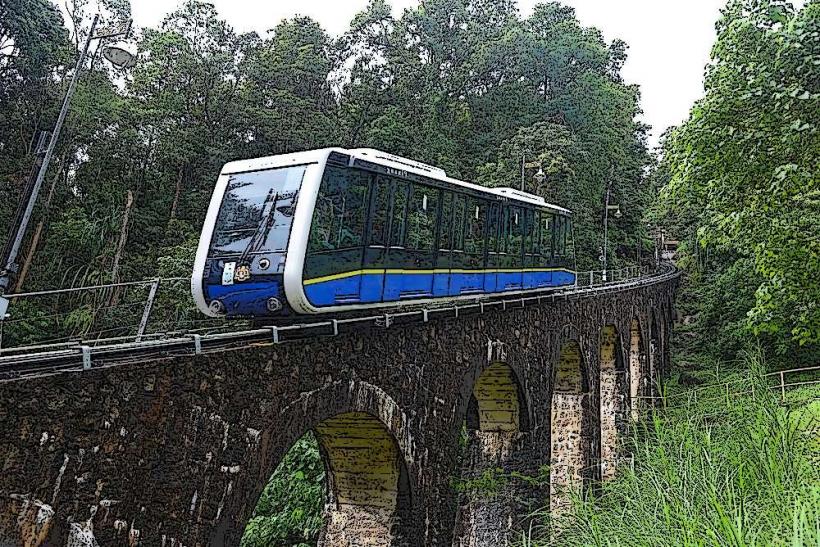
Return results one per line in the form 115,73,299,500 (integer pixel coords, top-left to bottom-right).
0,264,679,380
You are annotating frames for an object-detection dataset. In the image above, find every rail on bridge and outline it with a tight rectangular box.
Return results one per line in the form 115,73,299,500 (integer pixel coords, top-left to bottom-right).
0,264,679,546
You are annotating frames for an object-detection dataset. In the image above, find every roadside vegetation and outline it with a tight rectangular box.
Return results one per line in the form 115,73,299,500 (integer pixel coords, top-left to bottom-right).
525,349,819,546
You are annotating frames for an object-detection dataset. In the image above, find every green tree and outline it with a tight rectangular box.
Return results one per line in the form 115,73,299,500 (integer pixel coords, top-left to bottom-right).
662,0,820,346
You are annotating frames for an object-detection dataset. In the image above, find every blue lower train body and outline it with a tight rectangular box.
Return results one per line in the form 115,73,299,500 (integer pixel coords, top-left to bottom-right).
205,269,575,317
304,268,576,308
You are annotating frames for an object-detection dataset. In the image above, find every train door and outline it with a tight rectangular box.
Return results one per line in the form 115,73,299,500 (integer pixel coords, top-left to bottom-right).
433,191,453,296
497,205,523,291
402,184,441,300
362,174,390,303
540,212,554,287
450,195,486,296
303,166,370,306
381,178,438,302
523,208,539,288
484,202,501,293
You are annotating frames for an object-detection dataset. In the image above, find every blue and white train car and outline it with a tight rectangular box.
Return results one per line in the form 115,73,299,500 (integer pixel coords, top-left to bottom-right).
191,148,576,318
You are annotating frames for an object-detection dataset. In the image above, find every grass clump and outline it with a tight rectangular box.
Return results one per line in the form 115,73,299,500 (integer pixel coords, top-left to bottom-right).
526,351,819,546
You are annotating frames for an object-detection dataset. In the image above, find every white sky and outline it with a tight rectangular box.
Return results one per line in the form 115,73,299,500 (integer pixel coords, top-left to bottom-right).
125,0,729,147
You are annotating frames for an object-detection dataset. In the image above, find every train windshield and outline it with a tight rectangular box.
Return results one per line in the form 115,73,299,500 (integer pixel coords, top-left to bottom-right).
209,165,308,257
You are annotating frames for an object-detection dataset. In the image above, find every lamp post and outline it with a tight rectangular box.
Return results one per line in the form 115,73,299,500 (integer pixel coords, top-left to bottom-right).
0,15,136,307
533,167,546,187
602,179,622,282
521,154,547,193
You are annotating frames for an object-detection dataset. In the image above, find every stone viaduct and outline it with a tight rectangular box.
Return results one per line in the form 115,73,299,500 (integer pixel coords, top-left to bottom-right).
0,274,677,546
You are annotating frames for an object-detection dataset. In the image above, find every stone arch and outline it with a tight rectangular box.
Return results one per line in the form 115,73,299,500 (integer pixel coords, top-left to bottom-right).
228,380,418,547
455,361,532,546
629,317,650,420
550,339,591,514
314,412,413,545
466,362,530,436
598,325,626,481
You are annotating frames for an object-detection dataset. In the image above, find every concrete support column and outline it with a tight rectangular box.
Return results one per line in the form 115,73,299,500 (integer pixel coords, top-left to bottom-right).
550,341,588,515
315,412,408,547
629,319,643,421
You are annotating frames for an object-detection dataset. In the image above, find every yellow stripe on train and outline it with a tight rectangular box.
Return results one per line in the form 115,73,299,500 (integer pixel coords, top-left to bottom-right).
303,268,575,286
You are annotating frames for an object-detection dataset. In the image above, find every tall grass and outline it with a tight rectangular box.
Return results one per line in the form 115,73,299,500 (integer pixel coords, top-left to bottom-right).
524,351,820,546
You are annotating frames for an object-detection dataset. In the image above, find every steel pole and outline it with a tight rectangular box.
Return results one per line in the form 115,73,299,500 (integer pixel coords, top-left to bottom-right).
0,15,99,295
602,182,610,282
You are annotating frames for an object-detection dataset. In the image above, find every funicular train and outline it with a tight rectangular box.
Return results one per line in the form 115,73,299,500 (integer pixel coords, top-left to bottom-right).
191,148,576,318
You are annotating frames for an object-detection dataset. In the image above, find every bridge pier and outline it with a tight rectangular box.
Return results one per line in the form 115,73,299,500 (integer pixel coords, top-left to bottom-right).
452,360,541,547
629,318,648,420
0,278,677,546
549,340,593,516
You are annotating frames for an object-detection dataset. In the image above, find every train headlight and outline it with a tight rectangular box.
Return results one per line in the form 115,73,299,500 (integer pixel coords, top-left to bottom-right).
266,297,283,312
208,299,226,316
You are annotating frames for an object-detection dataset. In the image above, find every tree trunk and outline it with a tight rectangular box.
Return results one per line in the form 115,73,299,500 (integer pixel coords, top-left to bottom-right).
14,154,65,292
109,190,134,306
170,165,184,220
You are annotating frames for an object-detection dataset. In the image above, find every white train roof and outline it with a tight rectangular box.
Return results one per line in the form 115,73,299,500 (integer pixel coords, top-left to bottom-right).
221,147,572,215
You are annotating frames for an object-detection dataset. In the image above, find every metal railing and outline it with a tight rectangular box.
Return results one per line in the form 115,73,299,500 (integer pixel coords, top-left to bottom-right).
634,364,820,408
0,263,679,379
0,277,237,352
575,266,646,287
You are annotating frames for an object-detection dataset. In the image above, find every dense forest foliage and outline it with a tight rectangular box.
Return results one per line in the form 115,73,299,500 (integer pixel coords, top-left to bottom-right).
654,0,819,359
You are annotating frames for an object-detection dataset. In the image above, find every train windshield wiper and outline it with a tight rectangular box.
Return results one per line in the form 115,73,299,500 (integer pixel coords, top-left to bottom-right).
238,189,279,265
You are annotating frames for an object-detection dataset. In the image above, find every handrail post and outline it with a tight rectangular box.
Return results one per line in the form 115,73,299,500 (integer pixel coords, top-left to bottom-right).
589,271,593,286
135,278,160,342
779,370,785,401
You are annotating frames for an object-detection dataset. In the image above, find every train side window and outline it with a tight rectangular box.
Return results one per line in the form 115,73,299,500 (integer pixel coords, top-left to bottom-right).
500,206,509,254
562,217,567,257
452,194,466,251
464,197,486,257
532,211,541,258
439,191,453,250
565,218,574,261
487,203,501,253
555,216,565,257
524,208,535,258
368,176,390,246
510,206,523,266
407,185,438,251
389,179,409,247
308,167,370,252
541,213,553,260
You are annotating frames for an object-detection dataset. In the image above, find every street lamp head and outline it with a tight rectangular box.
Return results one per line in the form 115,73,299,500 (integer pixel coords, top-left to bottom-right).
102,42,137,69
533,167,546,184
614,207,623,219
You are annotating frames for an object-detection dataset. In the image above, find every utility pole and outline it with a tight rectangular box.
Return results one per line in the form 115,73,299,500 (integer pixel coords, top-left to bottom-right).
0,15,100,297
0,16,134,308
602,165,622,282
